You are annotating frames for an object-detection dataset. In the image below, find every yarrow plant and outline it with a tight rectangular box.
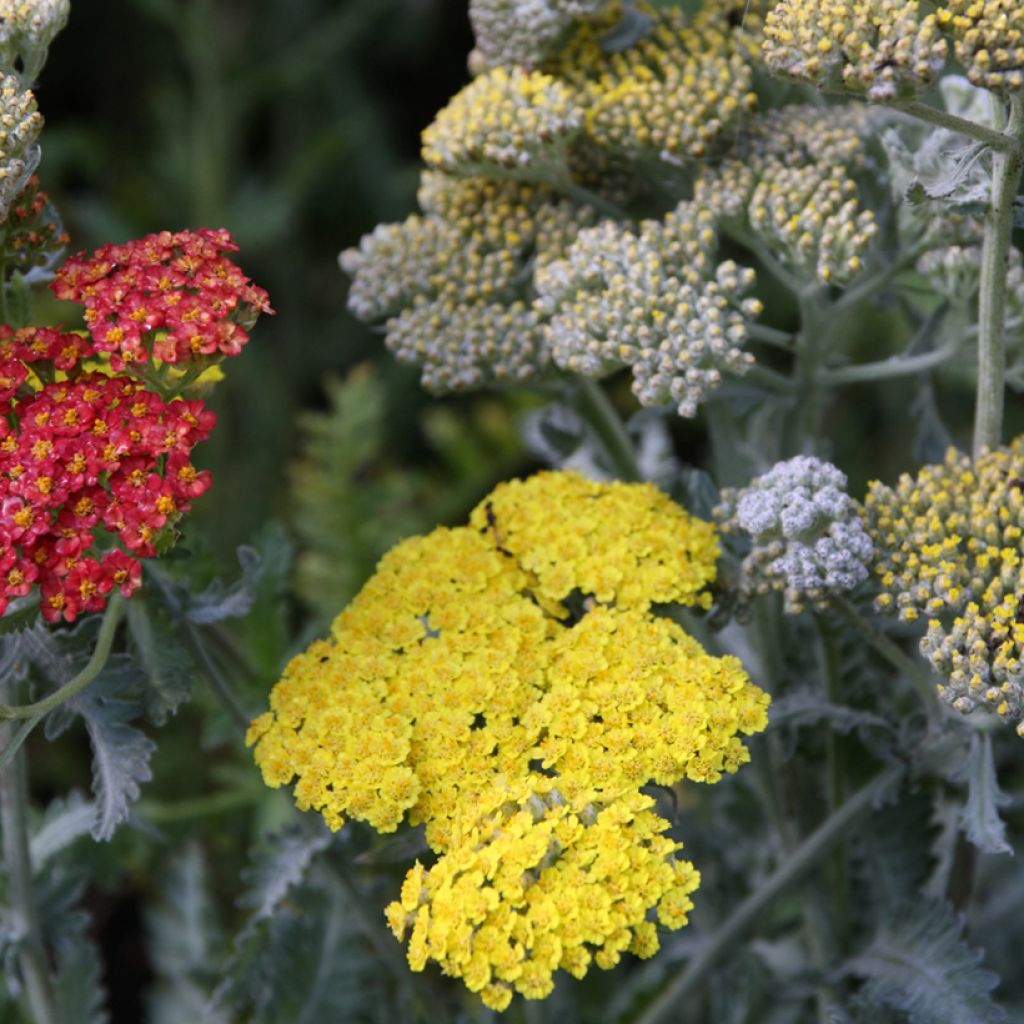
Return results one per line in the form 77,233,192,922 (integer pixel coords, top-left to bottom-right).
7,0,1024,1022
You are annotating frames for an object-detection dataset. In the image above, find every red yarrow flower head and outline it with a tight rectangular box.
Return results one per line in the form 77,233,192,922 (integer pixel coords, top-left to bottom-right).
52,227,274,371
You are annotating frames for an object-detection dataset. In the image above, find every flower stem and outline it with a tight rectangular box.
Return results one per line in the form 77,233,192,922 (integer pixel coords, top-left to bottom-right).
885,97,1022,154
0,594,125,721
0,721,56,1024
973,95,1024,458
567,376,643,482
633,765,903,1024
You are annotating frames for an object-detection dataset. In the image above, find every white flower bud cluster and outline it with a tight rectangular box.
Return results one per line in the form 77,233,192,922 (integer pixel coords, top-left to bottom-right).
385,296,546,391
695,106,877,286
0,73,40,222
341,174,597,392
468,0,611,69
762,0,948,100
535,204,762,417
0,0,68,81
917,243,1024,315
718,456,874,613
421,67,582,179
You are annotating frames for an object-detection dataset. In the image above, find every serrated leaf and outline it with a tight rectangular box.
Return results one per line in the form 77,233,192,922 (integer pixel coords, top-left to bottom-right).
186,546,263,624
846,900,1006,1024
126,599,194,725
238,827,331,925
769,690,894,737
52,938,109,1024
30,792,96,867
956,731,1012,856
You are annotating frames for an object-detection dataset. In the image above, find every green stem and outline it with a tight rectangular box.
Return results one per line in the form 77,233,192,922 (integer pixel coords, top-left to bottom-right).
568,376,643,482
0,594,125,720
136,787,261,824
0,713,46,772
560,179,630,221
973,95,1024,458
818,340,959,385
885,97,1022,155
786,286,829,454
180,619,252,732
747,323,797,348
832,248,923,314
633,765,903,1024
831,595,941,720
0,721,56,1024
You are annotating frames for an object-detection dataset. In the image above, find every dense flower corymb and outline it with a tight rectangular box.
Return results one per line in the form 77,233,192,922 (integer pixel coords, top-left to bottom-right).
865,439,1024,732
249,470,769,1006
52,227,273,370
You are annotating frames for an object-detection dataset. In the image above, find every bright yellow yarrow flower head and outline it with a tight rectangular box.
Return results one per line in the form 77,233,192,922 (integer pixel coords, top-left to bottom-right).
249,470,769,1007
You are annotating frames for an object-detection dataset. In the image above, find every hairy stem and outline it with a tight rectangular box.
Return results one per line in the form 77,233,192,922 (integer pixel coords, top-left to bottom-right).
633,765,903,1024
0,720,56,1024
0,594,125,720
973,95,1024,458
568,376,643,482
885,97,1022,154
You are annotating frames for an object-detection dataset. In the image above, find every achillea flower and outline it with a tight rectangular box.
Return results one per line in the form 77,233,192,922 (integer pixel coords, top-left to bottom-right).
53,228,273,371
552,4,757,162
386,782,699,1010
695,106,878,286
937,0,1024,92
865,440,1024,732
0,0,68,81
0,174,66,277
0,74,41,222
762,0,948,100
717,456,874,614
250,470,768,1005
421,67,583,178
340,176,596,391
535,205,761,416
468,0,612,70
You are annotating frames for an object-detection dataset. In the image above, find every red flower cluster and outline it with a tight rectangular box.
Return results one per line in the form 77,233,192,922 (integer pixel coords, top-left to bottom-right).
52,227,273,370
1,326,215,620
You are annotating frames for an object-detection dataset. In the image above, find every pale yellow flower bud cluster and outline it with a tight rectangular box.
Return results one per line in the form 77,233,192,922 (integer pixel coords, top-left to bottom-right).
469,0,613,70
937,0,1024,92
535,204,762,417
0,73,40,222
864,439,1024,733
422,67,583,178
762,0,948,100
695,106,877,285
249,470,769,1007
552,5,758,162
340,175,595,390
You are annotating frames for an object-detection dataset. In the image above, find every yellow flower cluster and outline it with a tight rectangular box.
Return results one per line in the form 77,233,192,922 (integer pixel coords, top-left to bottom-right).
0,73,41,220
762,0,948,100
385,782,699,1011
695,106,877,285
340,175,595,391
552,4,758,162
937,0,1024,92
864,440,1024,732
422,67,583,178
250,470,769,1005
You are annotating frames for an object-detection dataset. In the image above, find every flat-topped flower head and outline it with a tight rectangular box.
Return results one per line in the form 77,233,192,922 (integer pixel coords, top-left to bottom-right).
717,455,874,614
386,782,699,1010
763,0,948,99
536,204,761,416
250,469,768,1009
0,74,41,221
468,0,612,69
422,67,583,179
53,227,273,371
865,439,1024,733
937,0,1024,92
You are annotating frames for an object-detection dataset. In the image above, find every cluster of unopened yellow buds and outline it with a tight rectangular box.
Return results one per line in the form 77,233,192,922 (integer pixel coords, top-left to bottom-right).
535,204,761,416
250,470,769,1008
0,0,68,81
762,0,949,99
864,439,1024,733
422,67,583,178
0,73,41,221
937,0,1024,93
695,105,877,286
